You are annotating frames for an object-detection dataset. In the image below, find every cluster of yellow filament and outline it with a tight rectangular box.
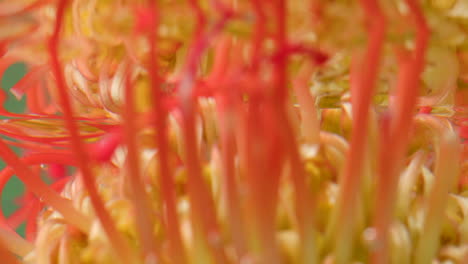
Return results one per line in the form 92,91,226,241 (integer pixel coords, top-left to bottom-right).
0,0,467,264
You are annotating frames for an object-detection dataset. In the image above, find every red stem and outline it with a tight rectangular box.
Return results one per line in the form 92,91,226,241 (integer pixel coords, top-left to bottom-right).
47,0,135,262
213,38,247,257
273,0,287,104
123,63,159,261
372,0,429,262
25,202,41,241
0,138,89,232
278,107,318,263
334,0,387,261
177,1,230,262
146,2,186,263
0,152,75,230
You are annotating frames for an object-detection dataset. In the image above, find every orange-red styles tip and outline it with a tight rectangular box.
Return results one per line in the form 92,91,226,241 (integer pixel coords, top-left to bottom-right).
0,0,467,263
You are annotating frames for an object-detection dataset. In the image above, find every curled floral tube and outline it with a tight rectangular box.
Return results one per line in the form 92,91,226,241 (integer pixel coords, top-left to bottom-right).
0,0,467,263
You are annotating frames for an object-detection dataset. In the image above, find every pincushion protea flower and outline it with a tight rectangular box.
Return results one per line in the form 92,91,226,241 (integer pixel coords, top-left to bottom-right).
0,0,467,263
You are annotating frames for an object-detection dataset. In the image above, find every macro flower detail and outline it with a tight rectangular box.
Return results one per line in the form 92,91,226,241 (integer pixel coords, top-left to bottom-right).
0,0,467,263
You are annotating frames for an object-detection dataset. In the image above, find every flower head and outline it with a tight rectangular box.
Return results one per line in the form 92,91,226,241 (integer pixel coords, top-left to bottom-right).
0,0,467,263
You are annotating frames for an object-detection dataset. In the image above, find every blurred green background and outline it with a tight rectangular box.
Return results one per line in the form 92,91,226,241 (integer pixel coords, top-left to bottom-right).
1,63,28,236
